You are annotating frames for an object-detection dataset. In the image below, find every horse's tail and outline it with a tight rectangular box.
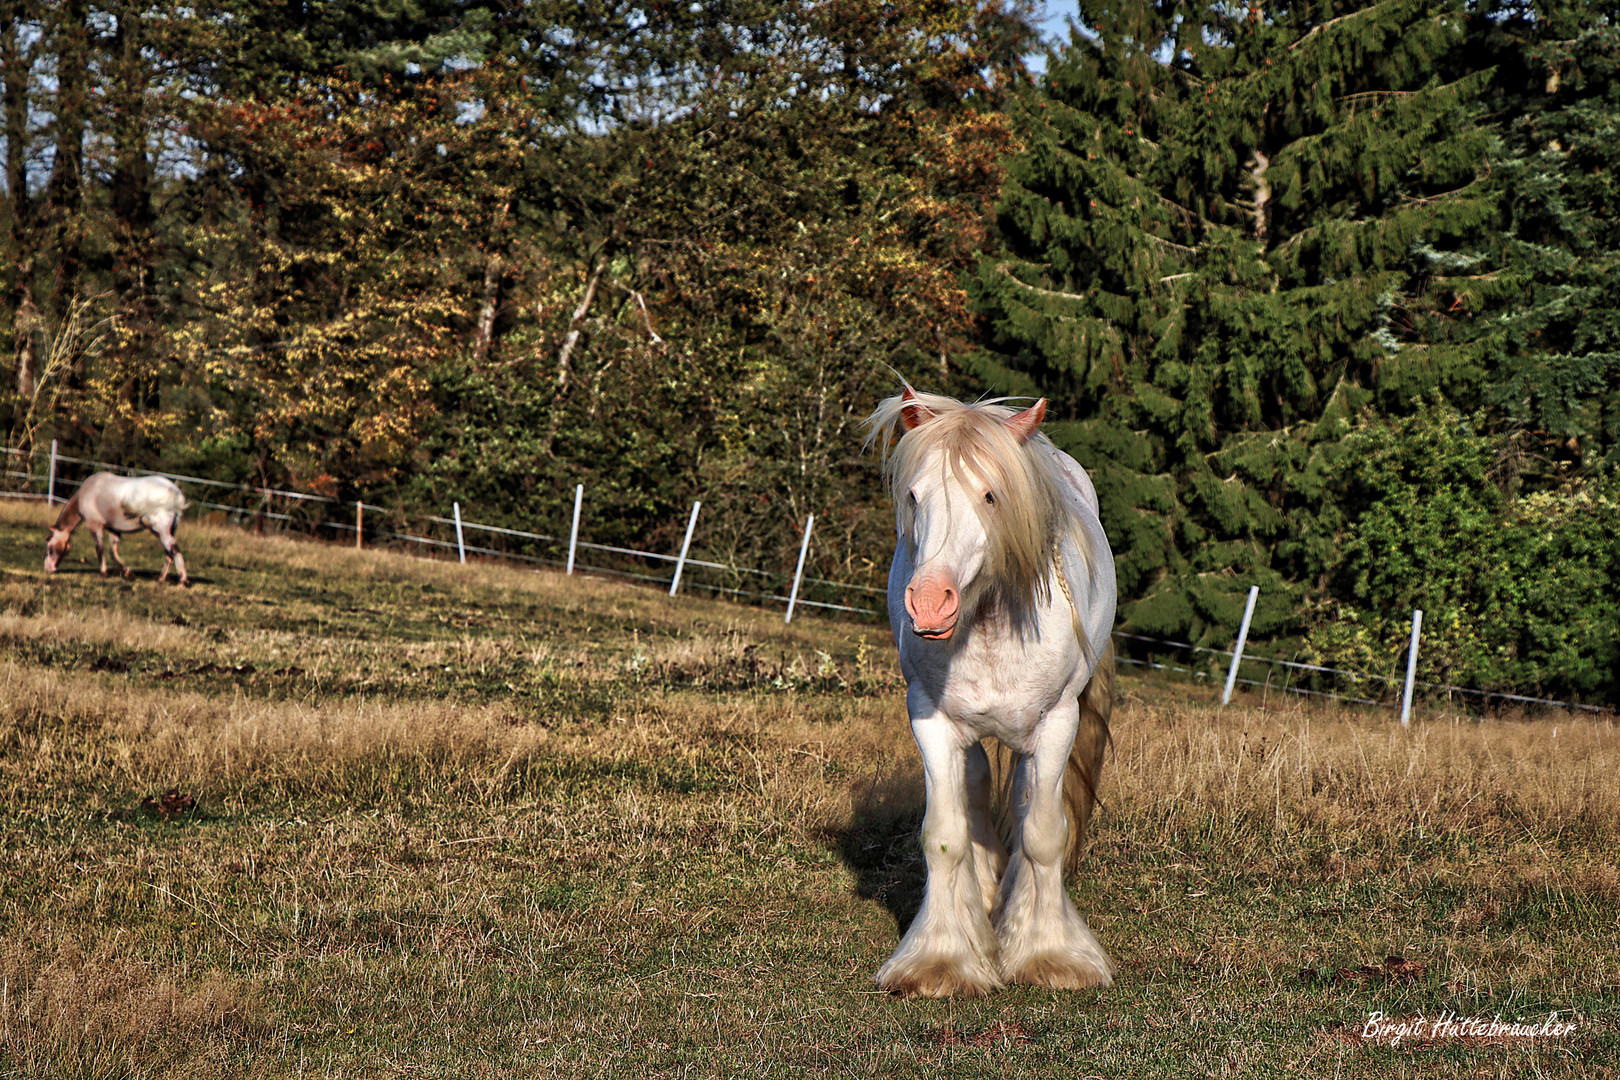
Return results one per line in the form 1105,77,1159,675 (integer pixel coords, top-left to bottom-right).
1062,638,1114,876
990,639,1115,879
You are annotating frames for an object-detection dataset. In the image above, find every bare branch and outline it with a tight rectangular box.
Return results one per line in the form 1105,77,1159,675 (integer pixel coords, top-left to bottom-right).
556,256,606,389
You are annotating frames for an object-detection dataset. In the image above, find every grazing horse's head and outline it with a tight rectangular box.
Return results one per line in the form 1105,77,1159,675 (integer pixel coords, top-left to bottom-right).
43,527,71,573
866,387,1072,640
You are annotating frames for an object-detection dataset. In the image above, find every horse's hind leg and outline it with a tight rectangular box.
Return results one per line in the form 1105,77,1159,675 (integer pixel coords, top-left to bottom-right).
876,710,1002,998
966,741,1008,915
993,699,1113,989
1063,647,1113,873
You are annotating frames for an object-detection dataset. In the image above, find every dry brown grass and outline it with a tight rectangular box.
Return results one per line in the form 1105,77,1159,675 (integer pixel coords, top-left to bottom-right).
1108,687,1620,850
0,497,1615,1077
1,943,268,1080
0,662,551,796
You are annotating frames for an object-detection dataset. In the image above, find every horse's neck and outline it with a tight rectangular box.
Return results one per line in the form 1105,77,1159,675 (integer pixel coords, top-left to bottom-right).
52,493,83,532
968,554,1087,650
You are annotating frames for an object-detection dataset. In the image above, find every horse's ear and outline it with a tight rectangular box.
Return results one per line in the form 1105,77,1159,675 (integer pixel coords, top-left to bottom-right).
900,386,933,431
1005,398,1047,442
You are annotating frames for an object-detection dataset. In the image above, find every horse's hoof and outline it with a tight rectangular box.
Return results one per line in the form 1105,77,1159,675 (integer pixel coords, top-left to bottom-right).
877,959,998,999
1001,953,1113,990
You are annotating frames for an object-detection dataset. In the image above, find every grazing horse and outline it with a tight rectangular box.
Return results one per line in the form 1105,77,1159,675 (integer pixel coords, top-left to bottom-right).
43,472,190,585
865,387,1116,998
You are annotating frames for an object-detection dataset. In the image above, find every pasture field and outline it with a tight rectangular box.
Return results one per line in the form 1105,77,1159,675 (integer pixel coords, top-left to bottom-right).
0,498,1615,1078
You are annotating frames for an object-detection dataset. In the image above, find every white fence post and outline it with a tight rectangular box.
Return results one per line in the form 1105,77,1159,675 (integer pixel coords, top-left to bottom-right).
453,502,466,564
1221,585,1260,706
1401,609,1423,725
47,440,57,504
785,513,815,623
355,501,363,550
567,484,583,575
669,501,701,597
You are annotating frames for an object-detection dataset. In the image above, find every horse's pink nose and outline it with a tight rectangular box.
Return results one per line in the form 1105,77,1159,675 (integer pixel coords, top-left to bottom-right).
905,571,959,639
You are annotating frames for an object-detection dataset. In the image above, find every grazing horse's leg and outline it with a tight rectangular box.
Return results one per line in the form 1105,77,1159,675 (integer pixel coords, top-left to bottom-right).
156,535,173,583
108,532,133,578
965,741,1008,915
149,513,188,585
91,525,110,576
994,699,1113,989
876,707,1002,998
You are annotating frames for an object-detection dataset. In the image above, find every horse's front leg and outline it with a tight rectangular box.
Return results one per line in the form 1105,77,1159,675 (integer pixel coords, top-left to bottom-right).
90,526,109,576
876,708,1002,998
994,700,1113,989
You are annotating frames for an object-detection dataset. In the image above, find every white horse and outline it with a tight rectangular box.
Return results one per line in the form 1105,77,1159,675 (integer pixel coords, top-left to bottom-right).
43,472,191,585
865,387,1116,998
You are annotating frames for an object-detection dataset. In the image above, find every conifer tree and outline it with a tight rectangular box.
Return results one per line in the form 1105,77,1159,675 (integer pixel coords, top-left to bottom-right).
970,0,1500,645
1474,8,1620,479
1291,3,1620,705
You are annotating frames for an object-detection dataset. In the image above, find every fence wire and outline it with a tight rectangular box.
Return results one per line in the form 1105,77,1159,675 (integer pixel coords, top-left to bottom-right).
3,445,881,617
4,445,1609,715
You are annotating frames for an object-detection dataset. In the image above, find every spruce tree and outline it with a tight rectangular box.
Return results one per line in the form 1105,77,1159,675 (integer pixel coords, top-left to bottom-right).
1289,3,1620,705
970,0,1500,646
1475,8,1620,478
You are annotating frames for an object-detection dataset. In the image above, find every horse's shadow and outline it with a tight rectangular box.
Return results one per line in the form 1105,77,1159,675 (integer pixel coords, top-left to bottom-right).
52,569,205,587
833,769,927,936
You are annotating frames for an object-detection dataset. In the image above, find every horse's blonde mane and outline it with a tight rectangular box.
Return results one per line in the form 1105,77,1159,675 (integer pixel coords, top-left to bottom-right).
866,388,1093,623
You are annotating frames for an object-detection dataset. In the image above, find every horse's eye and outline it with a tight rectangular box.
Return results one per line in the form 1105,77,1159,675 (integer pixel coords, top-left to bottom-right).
984,491,996,505
907,491,918,506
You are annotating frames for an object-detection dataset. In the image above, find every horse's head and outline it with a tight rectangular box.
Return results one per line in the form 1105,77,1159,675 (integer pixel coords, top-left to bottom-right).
43,527,71,573
883,388,1052,641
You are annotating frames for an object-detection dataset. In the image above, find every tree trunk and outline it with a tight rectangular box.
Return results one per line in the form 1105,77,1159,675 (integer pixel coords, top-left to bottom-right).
1249,149,1271,242
2,3,29,233
46,0,86,211
3,1,33,392
107,2,156,427
14,280,36,397
46,0,88,366
471,253,503,366
109,4,152,236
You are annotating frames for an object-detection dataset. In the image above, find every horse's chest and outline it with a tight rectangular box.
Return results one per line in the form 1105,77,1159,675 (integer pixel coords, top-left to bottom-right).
926,633,1076,746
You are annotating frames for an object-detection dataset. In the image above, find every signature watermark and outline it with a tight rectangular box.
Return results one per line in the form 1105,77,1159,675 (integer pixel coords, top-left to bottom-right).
1361,1010,1580,1047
